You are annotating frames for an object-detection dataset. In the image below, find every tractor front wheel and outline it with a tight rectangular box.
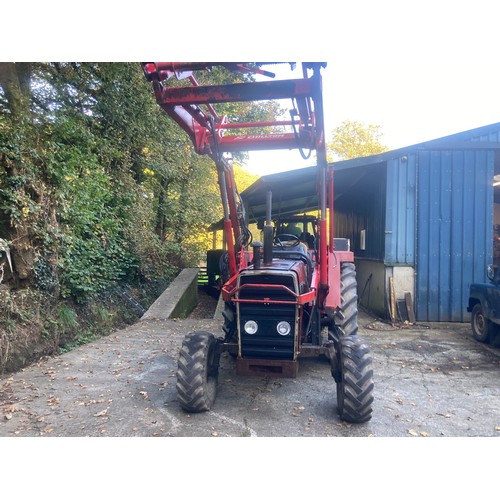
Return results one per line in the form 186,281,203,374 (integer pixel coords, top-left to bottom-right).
176,331,220,412
336,335,374,423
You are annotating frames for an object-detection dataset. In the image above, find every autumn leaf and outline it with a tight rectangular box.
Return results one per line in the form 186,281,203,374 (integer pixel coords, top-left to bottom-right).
408,429,418,436
337,422,352,428
47,396,59,406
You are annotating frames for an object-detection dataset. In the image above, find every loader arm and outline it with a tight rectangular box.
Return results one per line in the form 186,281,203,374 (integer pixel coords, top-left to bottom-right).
142,62,331,298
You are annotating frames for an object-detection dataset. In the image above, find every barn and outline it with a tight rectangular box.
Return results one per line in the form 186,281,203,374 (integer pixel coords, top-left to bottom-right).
241,122,500,322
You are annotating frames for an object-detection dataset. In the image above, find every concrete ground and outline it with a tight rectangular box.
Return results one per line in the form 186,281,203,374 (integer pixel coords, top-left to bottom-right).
1,304,499,437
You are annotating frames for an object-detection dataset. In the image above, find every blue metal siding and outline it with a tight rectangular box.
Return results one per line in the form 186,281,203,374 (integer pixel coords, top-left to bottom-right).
385,154,416,264
416,150,493,321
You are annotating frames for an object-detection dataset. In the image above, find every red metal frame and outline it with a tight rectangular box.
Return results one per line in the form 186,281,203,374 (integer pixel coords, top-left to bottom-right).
142,62,343,310
223,283,317,306
142,62,320,158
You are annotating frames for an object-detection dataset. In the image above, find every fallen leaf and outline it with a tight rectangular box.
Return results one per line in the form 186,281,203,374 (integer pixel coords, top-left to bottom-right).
495,426,500,431
408,429,418,436
44,428,54,433
94,408,108,417
337,422,352,428
420,431,429,437
211,432,219,437
436,412,452,418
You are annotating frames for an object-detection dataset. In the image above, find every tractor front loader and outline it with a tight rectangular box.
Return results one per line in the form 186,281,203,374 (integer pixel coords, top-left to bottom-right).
142,62,374,423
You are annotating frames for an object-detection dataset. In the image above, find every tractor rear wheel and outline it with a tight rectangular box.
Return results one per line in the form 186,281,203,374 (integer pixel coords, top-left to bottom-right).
336,335,374,423
330,262,359,341
176,331,220,412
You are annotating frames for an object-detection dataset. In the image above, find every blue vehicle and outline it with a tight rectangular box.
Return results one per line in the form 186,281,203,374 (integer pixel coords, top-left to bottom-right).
467,266,500,344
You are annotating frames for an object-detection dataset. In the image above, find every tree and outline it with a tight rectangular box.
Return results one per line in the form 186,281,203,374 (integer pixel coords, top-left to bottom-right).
0,62,280,297
327,120,388,161
0,63,38,282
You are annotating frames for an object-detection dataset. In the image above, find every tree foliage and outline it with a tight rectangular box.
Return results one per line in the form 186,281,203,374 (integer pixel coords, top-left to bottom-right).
0,62,274,302
327,120,388,161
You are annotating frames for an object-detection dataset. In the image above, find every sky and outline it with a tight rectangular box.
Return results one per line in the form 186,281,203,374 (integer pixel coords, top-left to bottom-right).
5,1,500,179
246,60,500,175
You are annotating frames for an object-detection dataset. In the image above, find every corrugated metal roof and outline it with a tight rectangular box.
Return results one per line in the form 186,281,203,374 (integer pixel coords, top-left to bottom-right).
241,165,318,222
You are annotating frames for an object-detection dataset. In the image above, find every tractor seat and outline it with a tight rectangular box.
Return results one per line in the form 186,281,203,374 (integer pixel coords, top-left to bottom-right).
272,243,313,284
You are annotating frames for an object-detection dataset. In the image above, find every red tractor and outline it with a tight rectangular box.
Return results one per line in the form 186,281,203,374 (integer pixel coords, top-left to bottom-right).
142,62,374,423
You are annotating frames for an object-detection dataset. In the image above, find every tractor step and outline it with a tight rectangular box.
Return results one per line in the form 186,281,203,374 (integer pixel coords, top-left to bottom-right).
236,357,298,378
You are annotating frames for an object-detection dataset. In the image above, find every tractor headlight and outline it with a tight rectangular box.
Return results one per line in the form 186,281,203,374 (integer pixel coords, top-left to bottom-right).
244,320,258,335
277,321,291,336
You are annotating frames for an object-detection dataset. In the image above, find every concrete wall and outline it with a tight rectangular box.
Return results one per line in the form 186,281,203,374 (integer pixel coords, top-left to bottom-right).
355,258,415,320
141,268,199,321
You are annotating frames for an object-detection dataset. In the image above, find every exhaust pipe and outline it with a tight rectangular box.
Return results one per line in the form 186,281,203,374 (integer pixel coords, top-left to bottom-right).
263,190,273,265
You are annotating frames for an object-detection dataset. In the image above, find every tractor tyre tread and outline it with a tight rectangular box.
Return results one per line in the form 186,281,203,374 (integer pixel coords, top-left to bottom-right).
176,331,219,413
336,335,374,423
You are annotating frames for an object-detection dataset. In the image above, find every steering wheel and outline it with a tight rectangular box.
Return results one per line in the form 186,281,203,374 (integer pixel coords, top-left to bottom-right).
274,234,301,247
